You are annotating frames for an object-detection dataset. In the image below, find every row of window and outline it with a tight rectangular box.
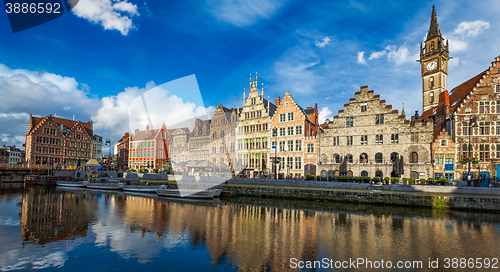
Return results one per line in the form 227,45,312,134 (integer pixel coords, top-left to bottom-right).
332,134,399,146
321,152,418,164
130,150,165,159
272,140,304,152
345,114,384,127
32,157,62,165
35,146,61,155
191,137,211,148
35,136,62,145
243,123,269,133
279,112,295,122
130,141,156,149
43,127,56,135
66,151,90,158
461,121,500,136
67,142,91,149
276,157,302,170
244,110,263,119
275,126,303,136
212,129,236,139
190,150,209,160
461,144,500,162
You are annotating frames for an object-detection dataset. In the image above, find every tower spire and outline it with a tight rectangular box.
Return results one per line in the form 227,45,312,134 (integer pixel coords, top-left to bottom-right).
426,5,442,40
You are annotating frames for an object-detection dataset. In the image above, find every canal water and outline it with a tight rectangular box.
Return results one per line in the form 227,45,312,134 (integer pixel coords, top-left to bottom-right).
1,187,500,271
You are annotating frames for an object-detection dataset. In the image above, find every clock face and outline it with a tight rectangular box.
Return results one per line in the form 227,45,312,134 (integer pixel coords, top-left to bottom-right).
426,61,437,71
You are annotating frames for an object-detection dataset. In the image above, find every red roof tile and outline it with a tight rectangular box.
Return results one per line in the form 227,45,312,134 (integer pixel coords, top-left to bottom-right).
448,70,487,112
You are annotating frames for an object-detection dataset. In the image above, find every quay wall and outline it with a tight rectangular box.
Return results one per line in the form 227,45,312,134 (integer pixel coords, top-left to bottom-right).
219,185,500,212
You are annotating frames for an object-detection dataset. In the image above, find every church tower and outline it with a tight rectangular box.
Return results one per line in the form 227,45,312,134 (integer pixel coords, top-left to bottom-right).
419,5,449,113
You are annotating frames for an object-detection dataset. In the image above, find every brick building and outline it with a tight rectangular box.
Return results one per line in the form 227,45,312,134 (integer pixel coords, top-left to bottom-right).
270,91,320,178
431,129,456,181
318,86,434,180
210,103,240,167
115,133,130,170
129,124,169,171
92,135,103,163
236,74,277,176
421,56,500,181
169,127,190,162
26,114,93,169
189,119,211,161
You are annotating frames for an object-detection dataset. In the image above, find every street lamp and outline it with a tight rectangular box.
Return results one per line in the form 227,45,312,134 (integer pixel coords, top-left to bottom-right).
467,114,478,186
272,128,278,179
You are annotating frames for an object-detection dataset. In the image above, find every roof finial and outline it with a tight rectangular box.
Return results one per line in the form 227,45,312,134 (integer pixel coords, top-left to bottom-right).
261,83,264,96
249,74,252,88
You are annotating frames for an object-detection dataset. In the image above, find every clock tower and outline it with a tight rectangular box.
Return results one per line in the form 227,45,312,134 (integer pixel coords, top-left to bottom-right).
419,5,449,112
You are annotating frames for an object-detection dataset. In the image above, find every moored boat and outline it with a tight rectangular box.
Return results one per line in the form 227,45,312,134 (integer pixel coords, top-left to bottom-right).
157,188,216,199
123,185,160,193
57,181,88,187
86,183,124,190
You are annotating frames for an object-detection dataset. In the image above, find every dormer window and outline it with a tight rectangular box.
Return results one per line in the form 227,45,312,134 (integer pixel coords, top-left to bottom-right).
441,140,447,146
430,41,434,50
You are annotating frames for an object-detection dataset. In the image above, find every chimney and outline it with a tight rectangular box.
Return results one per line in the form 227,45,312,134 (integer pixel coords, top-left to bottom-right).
275,97,281,107
146,125,149,132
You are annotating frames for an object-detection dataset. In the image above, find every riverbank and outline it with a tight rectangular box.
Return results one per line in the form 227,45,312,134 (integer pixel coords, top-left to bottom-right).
217,181,500,212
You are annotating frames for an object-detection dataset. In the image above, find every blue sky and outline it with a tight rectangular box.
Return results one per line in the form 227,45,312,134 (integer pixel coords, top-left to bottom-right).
0,0,499,149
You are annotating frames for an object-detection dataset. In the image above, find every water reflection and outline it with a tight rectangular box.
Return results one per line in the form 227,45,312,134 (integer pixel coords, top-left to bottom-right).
1,188,500,271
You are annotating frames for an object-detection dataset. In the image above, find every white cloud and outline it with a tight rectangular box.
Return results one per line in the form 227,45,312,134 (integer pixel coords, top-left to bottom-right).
357,51,366,64
0,63,100,148
315,36,332,48
92,76,216,141
386,44,419,65
207,0,288,27
91,81,156,140
449,57,460,68
318,106,332,124
445,20,490,53
72,0,139,35
368,50,386,60
453,20,490,38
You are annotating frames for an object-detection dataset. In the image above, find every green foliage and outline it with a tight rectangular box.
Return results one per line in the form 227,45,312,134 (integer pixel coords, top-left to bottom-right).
420,178,426,183
438,177,450,183
354,177,363,181
408,178,415,182
384,177,390,182
328,176,333,181
402,178,408,182
391,177,399,181
364,177,371,181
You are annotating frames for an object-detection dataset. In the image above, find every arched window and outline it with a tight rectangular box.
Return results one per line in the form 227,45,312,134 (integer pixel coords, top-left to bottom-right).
346,154,353,163
410,152,418,163
375,171,383,177
361,171,368,177
430,92,434,103
359,153,368,163
430,41,434,50
441,140,447,146
375,153,383,163
390,152,398,163
430,77,434,88
410,171,419,179
333,154,340,164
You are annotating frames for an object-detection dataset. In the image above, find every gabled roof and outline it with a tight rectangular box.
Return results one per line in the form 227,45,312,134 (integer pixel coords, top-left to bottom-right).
448,70,488,112
132,129,160,141
28,115,93,136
